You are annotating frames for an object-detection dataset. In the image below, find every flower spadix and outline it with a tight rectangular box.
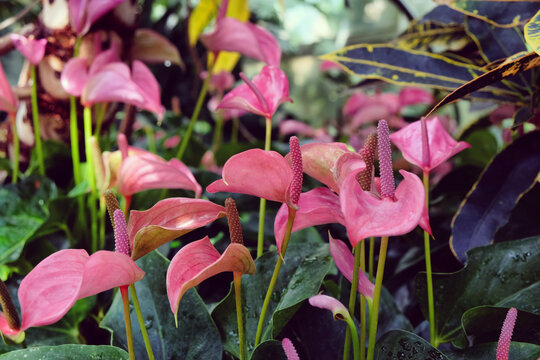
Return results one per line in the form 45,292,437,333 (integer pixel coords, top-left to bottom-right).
166,209,255,323
217,65,292,119
497,307,518,360
207,136,303,210
389,117,470,173
340,120,425,246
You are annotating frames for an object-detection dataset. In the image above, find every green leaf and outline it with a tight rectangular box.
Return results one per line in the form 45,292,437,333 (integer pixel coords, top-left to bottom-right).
495,183,540,242
525,10,540,56
0,345,128,359
212,228,332,359
374,330,449,360
100,251,222,360
415,236,540,344
321,44,518,101
0,177,57,265
250,340,287,360
458,129,499,168
450,130,540,262
441,1,539,27
462,306,540,345
445,342,540,360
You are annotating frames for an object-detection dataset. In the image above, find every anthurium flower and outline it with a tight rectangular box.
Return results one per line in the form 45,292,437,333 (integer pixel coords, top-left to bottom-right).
61,44,120,97
389,117,471,173
329,235,374,299
166,236,255,321
309,294,352,321
274,187,344,254
68,0,127,35
10,34,47,66
207,148,299,209
496,307,517,360
340,121,425,246
82,60,165,118
201,17,281,66
0,249,144,338
279,119,333,143
282,338,300,360
398,87,433,107
217,65,292,119
126,197,226,260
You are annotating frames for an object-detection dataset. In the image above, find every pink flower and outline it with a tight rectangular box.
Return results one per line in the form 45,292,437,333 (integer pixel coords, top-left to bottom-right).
82,60,164,118
10,34,47,66
329,235,374,299
340,121,426,246
282,338,300,360
0,62,17,115
389,117,470,173
218,65,292,119
68,0,127,35
0,249,144,338
496,308,518,360
126,197,226,260
309,294,351,321
398,87,433,107
201,17,281,66
279,120,333,142
166,236,255,320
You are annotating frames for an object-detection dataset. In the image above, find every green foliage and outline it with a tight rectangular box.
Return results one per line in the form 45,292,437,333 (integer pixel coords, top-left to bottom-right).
0,345,129,360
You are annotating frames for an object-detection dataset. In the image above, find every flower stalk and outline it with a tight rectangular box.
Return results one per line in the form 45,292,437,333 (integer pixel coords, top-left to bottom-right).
10,114,19,183
30,65,44,175
256,117,273,257
423,171,436,346
84,107,98,252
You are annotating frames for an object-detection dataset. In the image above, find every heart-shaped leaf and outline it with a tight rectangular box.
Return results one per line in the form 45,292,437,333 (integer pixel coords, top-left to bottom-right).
450,130,540,262
0,345,128,359
416,236,540,344
212,228,332,359
100,250,222,359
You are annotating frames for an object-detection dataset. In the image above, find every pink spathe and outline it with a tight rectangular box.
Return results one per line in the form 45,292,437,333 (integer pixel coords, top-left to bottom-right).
218,65,292,119
390,117,471,173
10,34,47,66
309,294,350,321
166,236,255,319
68,0,127,35
0,62,17,115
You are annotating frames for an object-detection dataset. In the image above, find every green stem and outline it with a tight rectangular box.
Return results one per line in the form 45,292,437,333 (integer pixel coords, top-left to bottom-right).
129,284,155,360
233,272,245,360
30,65,44,176
254,207,296,346
94,103,107,142
176,63,213,160
232,117,239,144
99,195,106,251
256,118,272,258
84,107,98,253
423,171,436,346
366,237,389,360
10,115,19,183
360,241,366,360
211,113,224,152
69,96,81,184
344,316,361,360
368,237,374,282
343,243,362,360
120,286,135,360
144,126,157,154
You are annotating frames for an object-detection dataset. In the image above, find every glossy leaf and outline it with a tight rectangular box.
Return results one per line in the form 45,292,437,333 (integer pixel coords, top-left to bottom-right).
321,44,518,101
525,10,540,56
441,1,539,27
0,345,129,359
374,330,448,360
416,236,540,344
212,229,332,359
445,342,540,360
127,198,225,260
426,52,540,117
100,250,222,359
251,340,287,360
450,130,540,262
0,177,57,266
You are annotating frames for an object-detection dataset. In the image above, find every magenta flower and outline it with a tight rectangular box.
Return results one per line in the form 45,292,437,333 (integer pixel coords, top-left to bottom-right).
279,119,333,143
201,17,281,66
10,34,47,66
217,65,292,119
166,236,255,320
68,0,127,35
389,117,471,173
496,308,518,360
0,249,143,338
207,137,303,210
398,87,434,107
0,62,17,115
340,121,426,246
282,338,300,360
329,235,374,299
309,294,351,321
